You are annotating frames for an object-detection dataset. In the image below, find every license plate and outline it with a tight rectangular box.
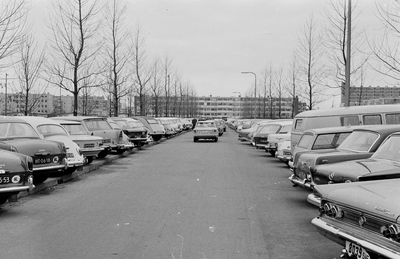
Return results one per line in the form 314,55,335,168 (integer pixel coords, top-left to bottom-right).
35,158,51,164
260,139,268,143
0,176,10,184
346,241,370,259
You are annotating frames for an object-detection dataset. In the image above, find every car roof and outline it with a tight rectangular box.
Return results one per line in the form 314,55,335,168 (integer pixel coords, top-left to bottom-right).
0,116,29,123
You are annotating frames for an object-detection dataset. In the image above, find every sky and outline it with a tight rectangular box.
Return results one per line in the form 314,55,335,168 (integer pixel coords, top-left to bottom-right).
9,0,392,108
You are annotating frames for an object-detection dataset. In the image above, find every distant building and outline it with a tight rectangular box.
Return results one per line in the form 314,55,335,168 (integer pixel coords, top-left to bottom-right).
342,85,400,106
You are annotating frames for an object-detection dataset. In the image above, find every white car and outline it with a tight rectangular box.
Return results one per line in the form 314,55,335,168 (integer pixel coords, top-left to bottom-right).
193,120,219,142
18,116,84,174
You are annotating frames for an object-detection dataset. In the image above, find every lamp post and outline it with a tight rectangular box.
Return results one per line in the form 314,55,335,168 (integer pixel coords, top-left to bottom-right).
233,91,241,118
241,71,257,118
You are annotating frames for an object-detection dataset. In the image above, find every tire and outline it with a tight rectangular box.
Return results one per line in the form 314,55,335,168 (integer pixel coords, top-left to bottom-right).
97,149,109,158
0,196,9,205
86,156,94,164
152,135,162,141
33,175,48,185
215,137,218,142
269,151,276,157
116,149,126,154
193,138,198,142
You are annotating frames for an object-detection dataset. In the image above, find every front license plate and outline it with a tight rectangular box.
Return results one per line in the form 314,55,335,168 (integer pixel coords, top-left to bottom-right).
0,176,10,184
346,241,370,259
35,158,51,164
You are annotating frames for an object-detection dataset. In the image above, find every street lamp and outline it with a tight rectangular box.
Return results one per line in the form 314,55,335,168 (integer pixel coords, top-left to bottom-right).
241,71,257,118
233,91,241,118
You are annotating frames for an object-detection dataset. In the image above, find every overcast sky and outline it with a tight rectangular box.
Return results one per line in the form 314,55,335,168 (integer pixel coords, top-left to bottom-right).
26,0,388,107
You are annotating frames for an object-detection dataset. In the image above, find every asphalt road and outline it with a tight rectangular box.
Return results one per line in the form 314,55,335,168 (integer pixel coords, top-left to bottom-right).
0,128,341,259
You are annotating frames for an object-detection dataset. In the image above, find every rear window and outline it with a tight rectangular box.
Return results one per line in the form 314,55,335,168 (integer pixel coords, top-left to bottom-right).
363,114,382,125
338,131,379,152
313,132,351,150
297,134,313,148
84,120,112,130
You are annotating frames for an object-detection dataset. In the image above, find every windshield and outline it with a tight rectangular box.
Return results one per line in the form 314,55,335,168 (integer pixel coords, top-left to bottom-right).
373,135,400,161
62,124,87,135
37,124,69,136
338,131,379,152
0,122,40,139
259,124,280,133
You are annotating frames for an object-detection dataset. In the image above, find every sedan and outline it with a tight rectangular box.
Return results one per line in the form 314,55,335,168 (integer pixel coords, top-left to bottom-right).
289,124,400,190
0,116,67,184
193,120,219,142
0,149,34,205
111,117,149,147
312,179,400,259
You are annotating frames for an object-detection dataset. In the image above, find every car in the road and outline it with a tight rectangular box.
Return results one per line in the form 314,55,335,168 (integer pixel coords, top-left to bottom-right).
312,179,400,259
53,119,104,164
288,125,400,190
20,116,84,174
133,116,165,141
0,149,34,205
110,117,149,147
253,120,293,155
53,116,126,157
0,116,67,184
308,131,400,206
193,120,219,142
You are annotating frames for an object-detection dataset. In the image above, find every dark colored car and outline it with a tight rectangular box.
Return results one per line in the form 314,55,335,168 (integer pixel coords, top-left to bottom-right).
0,149,34,204
289,124,400,190
312,179,400,259
0,116,67,184
308,131,400,206
132,116,165,141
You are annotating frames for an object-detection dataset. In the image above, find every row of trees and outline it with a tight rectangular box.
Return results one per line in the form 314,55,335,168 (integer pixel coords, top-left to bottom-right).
240,0,400,111
0,0,197,117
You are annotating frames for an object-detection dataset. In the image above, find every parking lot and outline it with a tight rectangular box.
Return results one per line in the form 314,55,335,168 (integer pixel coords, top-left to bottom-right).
0,128,340,259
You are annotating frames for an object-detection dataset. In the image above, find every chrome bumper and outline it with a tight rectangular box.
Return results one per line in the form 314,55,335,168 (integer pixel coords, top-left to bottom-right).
312,217,400,259
307,193,321,207
0,176,35,193
288,174,312,189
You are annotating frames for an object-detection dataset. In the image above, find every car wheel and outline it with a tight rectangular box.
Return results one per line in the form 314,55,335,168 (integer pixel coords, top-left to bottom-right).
193,138,198,142
0,196,9,205
117,149,126,154
215,138,218,142
152,135,162,141
86,156,94,164
33,175,48,185
97,150,109,158
269,151,276,157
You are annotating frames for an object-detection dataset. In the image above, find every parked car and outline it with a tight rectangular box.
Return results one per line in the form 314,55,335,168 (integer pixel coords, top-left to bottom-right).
157,117,178,137
53,116,126,157
312,179,400,259
106,118,134,151
264,129,291,157
288,125,400,190
253,120,293,155
133,116,165,141
238,119,270,141
193,120,219,142
0,116,67,184
53,119,104,164
289,126,355,168
308,131,400,206
19,116,84,174
110,117,149,147
0,149,34,204
214,119,224,136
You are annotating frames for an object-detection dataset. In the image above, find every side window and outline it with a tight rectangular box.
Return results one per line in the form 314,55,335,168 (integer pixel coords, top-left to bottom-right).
363,115,382,125
385,113,400,124
340,116,360,126
294,119,303,130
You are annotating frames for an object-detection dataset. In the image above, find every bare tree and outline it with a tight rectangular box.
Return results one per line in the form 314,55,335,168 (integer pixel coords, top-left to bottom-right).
162,56,173,116
102,0,131,116
296,14,326,110
323,0,368,100
286,53,300,117
0,0,28,69
46,0,103,116
274,67,284,118
149,57,163,117
369,1,400,83
130,26,151,116
14,34,47,115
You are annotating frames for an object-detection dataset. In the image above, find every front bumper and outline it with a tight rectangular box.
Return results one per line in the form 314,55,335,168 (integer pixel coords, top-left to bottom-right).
312,217,400,259
277,155,291,163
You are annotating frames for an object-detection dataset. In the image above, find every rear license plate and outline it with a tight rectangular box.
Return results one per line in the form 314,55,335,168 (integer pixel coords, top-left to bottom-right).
35,158,51,164
346,241,370,259
0,176,10,184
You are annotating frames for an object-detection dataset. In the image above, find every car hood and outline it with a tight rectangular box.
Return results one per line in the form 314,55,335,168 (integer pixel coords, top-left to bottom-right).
313,158,400,181
315,180,400,221
0,138,64,155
